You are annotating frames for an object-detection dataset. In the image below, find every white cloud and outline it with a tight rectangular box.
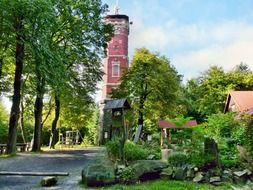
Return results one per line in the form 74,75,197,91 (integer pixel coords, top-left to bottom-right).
128,17,253,81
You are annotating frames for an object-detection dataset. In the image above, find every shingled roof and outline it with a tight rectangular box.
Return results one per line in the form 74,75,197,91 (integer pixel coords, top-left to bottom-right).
104,98,131,110
224,91,253,113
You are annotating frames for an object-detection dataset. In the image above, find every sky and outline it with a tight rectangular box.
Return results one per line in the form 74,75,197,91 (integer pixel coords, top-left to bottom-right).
103,0,253,81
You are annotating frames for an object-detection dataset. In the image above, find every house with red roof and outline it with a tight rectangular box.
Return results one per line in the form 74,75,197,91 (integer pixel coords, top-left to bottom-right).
224,91,253,115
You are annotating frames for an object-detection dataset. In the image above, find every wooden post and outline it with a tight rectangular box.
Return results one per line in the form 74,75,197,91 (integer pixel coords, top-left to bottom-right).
160,129,164,149
168,129,172,145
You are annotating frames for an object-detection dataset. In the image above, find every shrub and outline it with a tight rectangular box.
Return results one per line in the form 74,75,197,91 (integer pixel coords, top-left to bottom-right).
189,152,214,168
0,125,8,144
124,140,148,162
221,159,239,168
106,137,121,161
242,116,253,155
205,112,238,141
143,133,161,159
168,152,188,166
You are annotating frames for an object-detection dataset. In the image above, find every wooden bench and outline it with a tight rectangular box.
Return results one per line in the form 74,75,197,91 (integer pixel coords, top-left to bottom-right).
0,143,30,154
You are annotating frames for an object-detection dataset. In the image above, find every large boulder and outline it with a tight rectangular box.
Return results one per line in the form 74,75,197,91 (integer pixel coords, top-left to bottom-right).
119,160,168,183
81,164,115,187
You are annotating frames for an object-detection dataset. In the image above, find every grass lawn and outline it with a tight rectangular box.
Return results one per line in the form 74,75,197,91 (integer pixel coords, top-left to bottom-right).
104,180,231,190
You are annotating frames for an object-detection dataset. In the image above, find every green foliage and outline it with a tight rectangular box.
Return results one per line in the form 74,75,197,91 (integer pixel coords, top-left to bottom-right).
112,48,181,131
0,101,9,143
106,139,149,162
107,179,230,190
106,137,121,161
189,152,215,168
143,133,162,159
240,115,253,156
205,112,238,141
119,166,136,184
168,152,189,166
124,140,149,162
81,106,99,146
184,64,253,120
165,115,193,127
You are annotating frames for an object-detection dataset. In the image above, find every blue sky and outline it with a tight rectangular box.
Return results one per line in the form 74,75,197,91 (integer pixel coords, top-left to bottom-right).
103,0,253,81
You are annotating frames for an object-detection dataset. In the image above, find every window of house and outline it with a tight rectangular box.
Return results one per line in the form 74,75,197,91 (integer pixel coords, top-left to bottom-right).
112,62,120,77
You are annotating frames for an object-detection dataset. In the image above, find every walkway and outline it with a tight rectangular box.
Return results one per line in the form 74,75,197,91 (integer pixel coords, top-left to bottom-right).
0,147,105,190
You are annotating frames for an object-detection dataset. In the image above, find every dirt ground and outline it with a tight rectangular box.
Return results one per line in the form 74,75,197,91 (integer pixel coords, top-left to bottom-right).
0,147,106,190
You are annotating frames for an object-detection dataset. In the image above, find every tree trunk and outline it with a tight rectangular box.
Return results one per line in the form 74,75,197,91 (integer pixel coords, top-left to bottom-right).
134,96,145,143
49,94,60,149
32,78,45,151
6,17,25,154
19,75,28,143
19,96,26,143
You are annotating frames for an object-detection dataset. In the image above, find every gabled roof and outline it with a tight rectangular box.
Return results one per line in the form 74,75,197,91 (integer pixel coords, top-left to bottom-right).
224,91,253,113
104,98,131,110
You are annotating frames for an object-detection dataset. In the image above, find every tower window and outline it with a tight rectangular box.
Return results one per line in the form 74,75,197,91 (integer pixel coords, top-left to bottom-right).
112,61,120,77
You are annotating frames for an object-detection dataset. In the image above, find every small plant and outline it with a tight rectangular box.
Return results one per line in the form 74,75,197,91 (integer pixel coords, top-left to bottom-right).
119,166,136,184
106,137,121,161
168,152,189,166
124,140,149,162
189,152,214,168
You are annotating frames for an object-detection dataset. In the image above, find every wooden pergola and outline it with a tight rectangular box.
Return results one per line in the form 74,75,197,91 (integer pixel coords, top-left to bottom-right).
158,120,197,148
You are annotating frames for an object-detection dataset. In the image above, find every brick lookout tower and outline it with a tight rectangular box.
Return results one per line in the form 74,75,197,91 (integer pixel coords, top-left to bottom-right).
99,5,130,144
102,12,130,99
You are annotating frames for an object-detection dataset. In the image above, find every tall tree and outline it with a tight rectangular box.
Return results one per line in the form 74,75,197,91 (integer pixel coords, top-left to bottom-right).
47,0,112,149
184,64,253,120
5,1,25,154
112,48,181,141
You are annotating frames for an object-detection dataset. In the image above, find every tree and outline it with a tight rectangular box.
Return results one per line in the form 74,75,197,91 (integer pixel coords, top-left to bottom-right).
1,0,27,154
47,0,112,149
112,48,181,141
184,64,253,120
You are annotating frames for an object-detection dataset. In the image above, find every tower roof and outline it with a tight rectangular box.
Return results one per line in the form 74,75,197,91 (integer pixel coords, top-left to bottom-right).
105,14,129,21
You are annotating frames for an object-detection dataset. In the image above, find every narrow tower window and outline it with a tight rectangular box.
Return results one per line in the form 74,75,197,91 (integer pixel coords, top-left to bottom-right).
112,61,120,77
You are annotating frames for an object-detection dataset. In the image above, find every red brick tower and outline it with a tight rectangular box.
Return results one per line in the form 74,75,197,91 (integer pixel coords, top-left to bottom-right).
102,14,130,100
99,9,130,144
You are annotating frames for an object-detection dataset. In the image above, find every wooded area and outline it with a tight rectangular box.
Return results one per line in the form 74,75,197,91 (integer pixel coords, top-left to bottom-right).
0,0,113,154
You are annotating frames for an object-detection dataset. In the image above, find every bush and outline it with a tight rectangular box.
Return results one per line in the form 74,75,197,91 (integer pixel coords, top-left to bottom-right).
168,152,188,166
0,125,8,144
242,116,253,155
189,152,214,168
124,140,149,162
206,113,238,141
221,159,239,168
143,133,161,159
106,137,121,161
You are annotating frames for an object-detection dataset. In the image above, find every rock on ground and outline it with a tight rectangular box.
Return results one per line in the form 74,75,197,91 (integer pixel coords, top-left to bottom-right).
41,176,57,187
82,164,115,187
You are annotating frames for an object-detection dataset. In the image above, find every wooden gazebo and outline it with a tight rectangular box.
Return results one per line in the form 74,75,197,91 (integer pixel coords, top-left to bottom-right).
158,120,197,148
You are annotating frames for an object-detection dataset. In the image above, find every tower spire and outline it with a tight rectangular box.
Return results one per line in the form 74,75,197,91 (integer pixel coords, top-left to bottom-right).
114,0,120,14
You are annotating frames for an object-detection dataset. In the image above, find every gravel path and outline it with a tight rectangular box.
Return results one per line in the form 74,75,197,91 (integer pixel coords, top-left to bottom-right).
0,147,106,190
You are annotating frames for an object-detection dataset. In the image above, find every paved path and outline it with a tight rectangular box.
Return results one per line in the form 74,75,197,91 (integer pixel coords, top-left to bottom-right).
0,147,105,190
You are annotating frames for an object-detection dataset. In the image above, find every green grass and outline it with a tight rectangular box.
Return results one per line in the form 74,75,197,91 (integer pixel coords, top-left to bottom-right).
0,153,16,158
103,180,231,190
